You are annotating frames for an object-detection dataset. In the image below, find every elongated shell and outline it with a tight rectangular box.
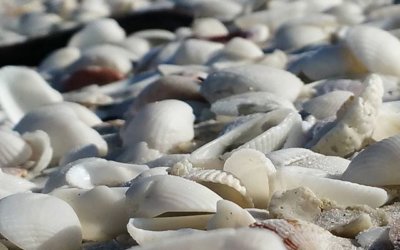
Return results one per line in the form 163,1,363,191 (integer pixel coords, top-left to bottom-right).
0,66,63,123
201,65,303,102
344,25,400,77
342,135,400,186
125,175,222,217
0,130,32,168
50,186,129,241
207,200,256,230
121,100,195,153
0,193,82,250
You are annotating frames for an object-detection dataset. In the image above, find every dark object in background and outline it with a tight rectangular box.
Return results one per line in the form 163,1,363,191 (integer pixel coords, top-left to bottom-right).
0,9,193,67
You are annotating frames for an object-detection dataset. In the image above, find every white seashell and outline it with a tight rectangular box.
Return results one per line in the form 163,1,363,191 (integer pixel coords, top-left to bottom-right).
51,186,129,241
146,154,190,168
44,157,148,192
269,187,322,222
117,142,163,164
132,29,176,46
126,227,286,250
242,24,270,44
45,0,78,18
307,74,383,157
38,47,81,75
302,91,354,120
14,104,107,163
0,169,36,199
207,200,256,230
191,18,228,38
275,24,329,51
18,12,62,37
127,215,212,232
344,25,400,77
125,175,222,217
178,0,243,21
54,102,102,127
201,64,304,102
59,144,99,166
0,130,32,168
267,148,350,177
211,91,295,117
272,167,388,208
172,39,224,65
121,100,195,153
306,78,364,97
0,193,82,250
0,66,63,123
224,149,276,208
326,2,365,25
342,134,400,186
127,217,203,245
211,37,264,62
257,50,288,69
120,36,151,59
22,130,53,176
372,101,400,141
68,18,126,49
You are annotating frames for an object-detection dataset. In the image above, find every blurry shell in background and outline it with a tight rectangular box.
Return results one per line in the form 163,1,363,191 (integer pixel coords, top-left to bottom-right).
38,47,81,75
0,193,82,250
201,64,304,102
67,18,126,49
121,100,195,153
0,130,32,169
0,169,36,199
22,130,53,175
191,17,228,38
172,39,224,65
373,101,400,141
0,66,63,123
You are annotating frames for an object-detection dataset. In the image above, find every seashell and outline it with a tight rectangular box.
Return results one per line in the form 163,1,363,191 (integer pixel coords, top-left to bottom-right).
256,50,287,69
241,23,270,44
45,0,78,18
269,187,322,222
191,18,228,38
0,169,36,199
121,100,195,153
307,74,383,157
306,78,364,98
59,144,99,166
207,199,256,230
126,227,286,250
157,64,209,78
0,193,82,250
132,75,202,112
372,101,400,141
0,130,32,169
224,149,276,208
178,0,243,22
0,66,63,123
14,104,107,164
72,0,110,22
201,64,304,102
62,88,114,106
44,157,148,192
55,102,102,127
127,217,204,245
267,148,350,177
171,161,253,208
50,186,129,241
342,134,400,186
274,24,330,51
211,92,295,117
356,226,392,250
132,29,176,46
367,4,400,22
344,25,400,77
128,215,212,232
146,154,190,168
125,175,222,217
272,167,388,208
326,2,365,25
330,213,373,238
68,18,126,49
301,91,354,120
38,47,81,75
120,36,151,59
117,142,163,164
250,219,355,250
22,130,53,176
18,12,62,37
172,39,224,65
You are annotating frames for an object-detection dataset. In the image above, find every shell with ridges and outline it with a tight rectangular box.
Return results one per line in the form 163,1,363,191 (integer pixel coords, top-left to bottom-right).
0,130,32,169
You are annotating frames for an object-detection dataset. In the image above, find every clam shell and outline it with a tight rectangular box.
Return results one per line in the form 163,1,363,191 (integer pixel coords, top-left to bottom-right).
0,193,82,250
344,25,400,77
209,37,263,63
125,175,222,217
0,130,32,168
201,64,303,102
51,186,129,241
117,142,163,164
0,169,36,199
211,91,295,117
275,24,329,51
121,100,195,153
0,66,63,123
207,200,256,230
342,134,400,186
172,39,224,65
191,18,228,38
22,130,52,176
224,149,276,208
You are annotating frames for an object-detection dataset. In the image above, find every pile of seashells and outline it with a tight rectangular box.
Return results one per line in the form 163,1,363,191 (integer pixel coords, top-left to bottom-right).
2,0,400,249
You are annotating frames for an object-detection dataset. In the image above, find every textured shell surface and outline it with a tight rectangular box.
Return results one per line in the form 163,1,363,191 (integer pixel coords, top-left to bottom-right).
0,66,63,123
50,186,129,241
125,174,222,217
0,193,82,250
22,130,53,175
0,130,32,168
121,99,195,153
342,134,400,186
200,64,304,102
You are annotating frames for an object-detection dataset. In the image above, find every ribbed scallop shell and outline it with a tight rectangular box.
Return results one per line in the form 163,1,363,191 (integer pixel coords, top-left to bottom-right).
342,134,400,186
125,175,222,218
344,25,400,77
0,130,32,168
201,64,303,102
0,193,82,250
120,100,195,153
211,92,295,117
